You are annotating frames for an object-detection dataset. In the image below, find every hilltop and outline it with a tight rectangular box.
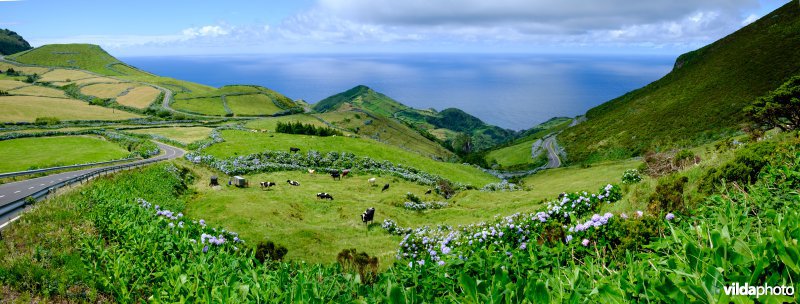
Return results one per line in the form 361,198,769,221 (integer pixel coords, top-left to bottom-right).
559,2,800,164
0,29,31,55
314,85,516,152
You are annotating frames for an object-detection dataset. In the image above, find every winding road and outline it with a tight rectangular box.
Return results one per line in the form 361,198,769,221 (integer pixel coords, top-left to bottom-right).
542,136,562,169
0,142,185,230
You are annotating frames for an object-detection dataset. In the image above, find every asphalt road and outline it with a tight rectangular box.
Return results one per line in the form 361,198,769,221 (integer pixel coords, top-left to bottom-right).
0,142,185,229
542,136,562,169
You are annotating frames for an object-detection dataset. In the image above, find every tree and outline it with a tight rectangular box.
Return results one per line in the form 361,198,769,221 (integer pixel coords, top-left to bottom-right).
746,76,800,131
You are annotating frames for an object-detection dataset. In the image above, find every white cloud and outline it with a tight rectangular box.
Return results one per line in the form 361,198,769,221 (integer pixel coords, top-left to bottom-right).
182,25,230,38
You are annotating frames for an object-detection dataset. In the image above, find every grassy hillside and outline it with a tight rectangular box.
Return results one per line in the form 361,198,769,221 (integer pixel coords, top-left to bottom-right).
0,29,32,55
560,2,800,164
484,117,572,169
314,85,516,152
204,130,497,186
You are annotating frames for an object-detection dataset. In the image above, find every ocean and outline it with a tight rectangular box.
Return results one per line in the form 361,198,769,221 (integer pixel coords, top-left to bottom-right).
122,53,675,130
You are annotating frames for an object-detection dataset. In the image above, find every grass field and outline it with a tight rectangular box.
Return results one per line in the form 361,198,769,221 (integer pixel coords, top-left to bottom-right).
0,62,51,75
0,135,130,172
226,94,283,116
172,97,227,116
79,83,134,99
0,80,28,90
205,130,496,186
128,127,213,145
8,44,126,76
184,165,543,264
486,139,537,167
245,114,331,131
0,96,142,122
522,158,642,198
116,86,161,109
9,85,67,98
50,77,123,87
39,69,96,82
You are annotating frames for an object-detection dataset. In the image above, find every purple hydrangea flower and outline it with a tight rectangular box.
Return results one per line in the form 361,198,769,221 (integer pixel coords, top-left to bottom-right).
665,213,675,221
581,239,590,247
202,245,209,253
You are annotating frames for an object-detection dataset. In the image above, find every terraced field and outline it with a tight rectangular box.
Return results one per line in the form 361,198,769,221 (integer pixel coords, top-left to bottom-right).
0,79,28,90
0,62,50,75
245,114,331,131
226,94,283,116
80,83,134,99
39,69,96,82
0,95,142,122
8,85,67,98
171,97,227,116
0,135,130,172
116,86,161,109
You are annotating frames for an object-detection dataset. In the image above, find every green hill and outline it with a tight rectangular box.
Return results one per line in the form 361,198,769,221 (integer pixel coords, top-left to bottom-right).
559,2,800,164
0,29,31,55
314,85,516,152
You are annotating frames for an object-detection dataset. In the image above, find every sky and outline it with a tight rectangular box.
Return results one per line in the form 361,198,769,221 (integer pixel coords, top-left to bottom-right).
0,0,792,56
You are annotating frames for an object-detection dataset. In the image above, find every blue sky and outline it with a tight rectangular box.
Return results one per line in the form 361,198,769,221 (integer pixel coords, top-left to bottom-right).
0,0,791,56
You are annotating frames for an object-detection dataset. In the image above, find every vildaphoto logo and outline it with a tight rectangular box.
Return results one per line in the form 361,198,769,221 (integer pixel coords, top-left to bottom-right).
723,283,795,299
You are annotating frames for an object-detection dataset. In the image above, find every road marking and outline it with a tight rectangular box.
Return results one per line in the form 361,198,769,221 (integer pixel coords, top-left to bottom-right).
0,195,4,198
13,191,20,194
40,183,45,186
0,215,23,230
28,187,34,189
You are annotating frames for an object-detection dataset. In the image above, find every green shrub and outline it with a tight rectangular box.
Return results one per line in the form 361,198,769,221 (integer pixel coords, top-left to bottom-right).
0,90,9,96
276,121,342,137
648,175,689,214
33,117,60,126
405,192,422,203
621,169,643,184
254,241,288,263
699,141,777,192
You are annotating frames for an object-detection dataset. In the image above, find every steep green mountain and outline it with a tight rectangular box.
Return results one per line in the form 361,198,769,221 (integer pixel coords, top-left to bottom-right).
560,2,800,164
314,85,516,152
0,29,31,55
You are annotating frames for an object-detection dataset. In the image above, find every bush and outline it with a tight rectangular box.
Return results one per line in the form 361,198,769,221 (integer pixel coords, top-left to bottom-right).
746,75,800,131
699,141,776,193
254,241,288,263
405,192,421,203
647,175,689,214
336,249,379,285
621,169,642,184
23,73,40,83
640,150,698,177
33,117,60,126
436,179,456,199
0,90,8,96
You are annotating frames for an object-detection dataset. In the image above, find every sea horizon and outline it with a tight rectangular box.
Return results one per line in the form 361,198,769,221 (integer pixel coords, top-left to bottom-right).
123,53,675,130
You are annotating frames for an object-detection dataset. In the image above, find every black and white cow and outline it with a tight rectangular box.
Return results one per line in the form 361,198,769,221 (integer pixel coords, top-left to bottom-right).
316,192,334,200
260,181,276,190
361,207,375,224
286,180,300,186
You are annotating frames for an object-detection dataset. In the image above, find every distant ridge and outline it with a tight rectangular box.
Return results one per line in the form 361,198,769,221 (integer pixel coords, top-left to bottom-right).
0,29,32,55
560,2,800,164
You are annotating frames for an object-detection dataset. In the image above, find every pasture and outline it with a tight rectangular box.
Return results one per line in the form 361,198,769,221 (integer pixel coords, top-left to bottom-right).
0,62,51,75
0,135,130,172
9,85,67,98
184,166,542,264
50,76,123,87
39,69,96,82
523,158,641,198
204,130,498,186
0,96,142,122
226,94,283,116
80,83,134,99
486,139,538,168
116,86,161,109
171,97,227,116
0,80,28,90
128,127,213,145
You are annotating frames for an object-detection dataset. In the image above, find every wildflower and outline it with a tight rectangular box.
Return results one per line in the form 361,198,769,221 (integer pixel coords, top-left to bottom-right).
438,261,446,266
408,262,413,268
636,210,643,218
665,213,675,221
168,222,175,228
581,239,590,247
202,245,209,253
565,235,573,243
417,260,425,266
520,243,527,250
620,213,628,219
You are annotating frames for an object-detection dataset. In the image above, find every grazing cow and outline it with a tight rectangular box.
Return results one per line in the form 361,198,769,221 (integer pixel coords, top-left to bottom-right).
368,177,377,185
330,172,341,180
260,181,276,190
381,183,390,192
425,189,432,195
290,147,300,153
361,207,375,224
342,169,351,178
316,192,334,200
308,169,316,175
286,180,300,186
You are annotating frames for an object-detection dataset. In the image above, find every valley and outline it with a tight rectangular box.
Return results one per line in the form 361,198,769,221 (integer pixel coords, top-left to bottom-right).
1,2,799,302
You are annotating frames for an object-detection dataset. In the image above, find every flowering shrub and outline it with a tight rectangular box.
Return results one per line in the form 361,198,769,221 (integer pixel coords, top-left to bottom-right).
621,169,643,184
186,149,468,187
382,219,412,235
403,201,449,211
480,181,521,192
